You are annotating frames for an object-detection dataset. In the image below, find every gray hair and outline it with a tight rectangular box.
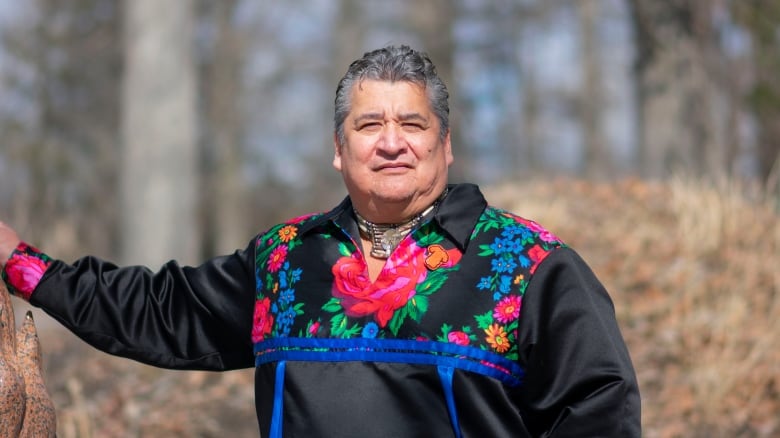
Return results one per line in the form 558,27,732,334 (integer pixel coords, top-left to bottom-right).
334,45,450,146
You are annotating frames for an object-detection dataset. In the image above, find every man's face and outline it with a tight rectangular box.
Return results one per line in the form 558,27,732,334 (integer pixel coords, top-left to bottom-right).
333,79,452,220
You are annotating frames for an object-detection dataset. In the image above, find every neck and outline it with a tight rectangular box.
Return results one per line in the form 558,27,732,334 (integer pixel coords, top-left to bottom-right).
354,188,447,259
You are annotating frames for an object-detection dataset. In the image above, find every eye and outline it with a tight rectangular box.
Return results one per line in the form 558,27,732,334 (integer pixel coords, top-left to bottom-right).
402,123,424,132
358,122,381,131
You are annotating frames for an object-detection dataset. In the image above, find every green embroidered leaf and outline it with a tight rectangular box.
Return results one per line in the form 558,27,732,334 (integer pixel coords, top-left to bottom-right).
330,313,348,337
287,239,302,251
293,302,305,316
338,242,352,257
342,323,362,338
440,323,453,336
412,295,429,317
264,275,275,292
407,299,419,322
388,306,408,336
322,297,343,313
478,243,494,256
418,269,448,296
474,310,494,330
413,227,443,247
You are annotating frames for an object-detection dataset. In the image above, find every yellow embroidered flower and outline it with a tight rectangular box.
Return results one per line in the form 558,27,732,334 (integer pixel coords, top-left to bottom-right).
485,323,510,353
278,225,298,242
513,274,524,285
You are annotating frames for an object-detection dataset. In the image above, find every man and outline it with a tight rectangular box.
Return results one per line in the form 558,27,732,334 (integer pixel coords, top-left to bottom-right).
1,45,641,437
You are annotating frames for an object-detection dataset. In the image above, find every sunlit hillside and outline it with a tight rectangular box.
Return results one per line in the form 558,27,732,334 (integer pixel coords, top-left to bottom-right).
24,176,780,437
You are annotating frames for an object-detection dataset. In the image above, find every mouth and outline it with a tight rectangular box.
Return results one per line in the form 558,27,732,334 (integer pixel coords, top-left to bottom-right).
375,162,412,171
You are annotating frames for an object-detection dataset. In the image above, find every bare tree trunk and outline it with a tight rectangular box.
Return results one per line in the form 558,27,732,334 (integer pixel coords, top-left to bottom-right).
732,0,780,193
628,0,727,179
578,0,611,178
120,0,200,266
201,0,250,255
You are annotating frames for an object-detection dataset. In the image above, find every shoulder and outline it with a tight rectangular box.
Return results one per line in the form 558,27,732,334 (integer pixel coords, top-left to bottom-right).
254,211,328,250
479,205,565,247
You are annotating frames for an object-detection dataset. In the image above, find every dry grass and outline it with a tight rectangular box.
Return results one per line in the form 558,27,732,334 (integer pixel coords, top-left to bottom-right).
487,175,779,437
21,176,780,437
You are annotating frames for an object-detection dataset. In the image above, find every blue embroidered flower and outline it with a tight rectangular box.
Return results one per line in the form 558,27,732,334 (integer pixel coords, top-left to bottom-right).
498,275,512,294
491,256,517,274
290,267,303,283
477,276,493,290
505,239,525,255
489,237,512,255
279,288,295,305
516,254,531,268
277,307,297,336
362,322,379,338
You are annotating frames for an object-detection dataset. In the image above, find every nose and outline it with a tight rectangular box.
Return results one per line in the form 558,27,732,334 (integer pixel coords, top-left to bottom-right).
377,123,405,154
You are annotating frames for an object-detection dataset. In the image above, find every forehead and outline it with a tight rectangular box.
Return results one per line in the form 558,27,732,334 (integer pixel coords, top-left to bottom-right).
348,79,431,115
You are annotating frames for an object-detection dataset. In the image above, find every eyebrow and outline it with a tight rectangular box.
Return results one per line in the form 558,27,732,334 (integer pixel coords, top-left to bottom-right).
352,112,429,126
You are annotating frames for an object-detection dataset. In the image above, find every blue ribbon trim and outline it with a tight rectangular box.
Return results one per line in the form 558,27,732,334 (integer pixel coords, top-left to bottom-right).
254,337,524,387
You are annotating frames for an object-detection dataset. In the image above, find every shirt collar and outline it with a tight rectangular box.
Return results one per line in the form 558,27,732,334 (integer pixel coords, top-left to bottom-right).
296,183,487,251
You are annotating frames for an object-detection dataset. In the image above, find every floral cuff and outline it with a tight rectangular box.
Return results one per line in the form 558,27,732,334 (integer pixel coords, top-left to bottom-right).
2,242,52,301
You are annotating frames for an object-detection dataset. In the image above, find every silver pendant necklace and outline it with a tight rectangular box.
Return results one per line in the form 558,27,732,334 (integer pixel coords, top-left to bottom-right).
355,190,447,259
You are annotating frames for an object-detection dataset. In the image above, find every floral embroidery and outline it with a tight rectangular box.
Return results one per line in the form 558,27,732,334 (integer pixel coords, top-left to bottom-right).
485,323,511,353
362,322,379,338
494,295,522,324
254,220,311,341
267,245,288,273
252,297,274,343
326,225,462,337
467,207,564,359
252,198,563,364
2,242,52,301
437,324,476,346
278,225,297,243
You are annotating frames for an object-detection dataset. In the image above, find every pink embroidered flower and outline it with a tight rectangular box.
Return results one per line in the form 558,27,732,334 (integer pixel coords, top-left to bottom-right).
517,217,561,243
288,212,317,224
528,244,550,274
494,295,522,323
3,242,51,301
251,297,274,343
447,331,470,346
267,245,288,273
308,321,321,335
331,239,428,327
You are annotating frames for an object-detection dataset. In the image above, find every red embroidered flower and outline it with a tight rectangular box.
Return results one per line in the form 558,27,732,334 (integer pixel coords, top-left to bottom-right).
528,244,550,274
267,245,288,273
447,331,470,346
251,297,274,343
3,243,51,301
331,239,428,327
494,295,522,323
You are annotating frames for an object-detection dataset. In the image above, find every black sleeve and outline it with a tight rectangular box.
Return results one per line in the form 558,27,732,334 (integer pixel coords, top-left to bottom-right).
516,247,641,437
28,238,258,371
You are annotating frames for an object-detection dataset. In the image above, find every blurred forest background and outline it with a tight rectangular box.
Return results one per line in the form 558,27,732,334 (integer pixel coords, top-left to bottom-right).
0,0,778,436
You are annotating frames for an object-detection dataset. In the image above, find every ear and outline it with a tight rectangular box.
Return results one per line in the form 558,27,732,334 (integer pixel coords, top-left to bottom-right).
443,130,453,166
332,132,342,171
